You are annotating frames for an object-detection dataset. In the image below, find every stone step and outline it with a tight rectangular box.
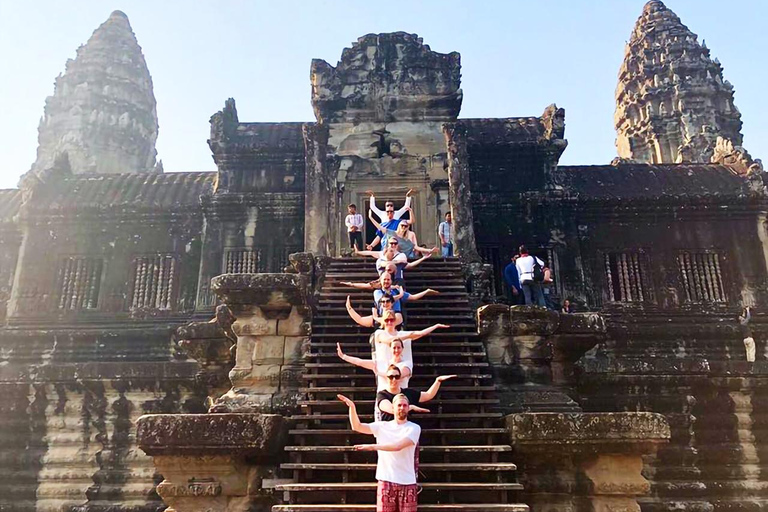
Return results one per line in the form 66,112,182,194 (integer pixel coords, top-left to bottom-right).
304,362,488,369
301,374,494,382
284,445,512,453
310,333,479,339
298,399,500,408
289,428,508,436
316,306,472,313
274,482,523,492
313,314,475,322
273,505,528,512
280,462,517,472
309,351,487,359
290,413,503,421
308,342,483,349
298,386,497,394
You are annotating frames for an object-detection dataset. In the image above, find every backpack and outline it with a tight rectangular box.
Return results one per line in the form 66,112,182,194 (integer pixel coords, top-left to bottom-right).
532,257,544,282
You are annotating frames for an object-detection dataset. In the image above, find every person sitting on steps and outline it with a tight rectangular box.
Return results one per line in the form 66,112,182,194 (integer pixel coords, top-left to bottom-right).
337,338,413,390
368,210,436,260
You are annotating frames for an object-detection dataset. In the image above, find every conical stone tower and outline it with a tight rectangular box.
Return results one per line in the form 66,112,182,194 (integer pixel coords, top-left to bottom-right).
614,0,743,164
31,10,158,176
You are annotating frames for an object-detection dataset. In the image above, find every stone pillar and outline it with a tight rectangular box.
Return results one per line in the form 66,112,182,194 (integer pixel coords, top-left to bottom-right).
137,413,287,512
209,273,311,414
137,272,310,512
303,123,336,256
443,122,481,262
478,305,605,413
507,412,670,512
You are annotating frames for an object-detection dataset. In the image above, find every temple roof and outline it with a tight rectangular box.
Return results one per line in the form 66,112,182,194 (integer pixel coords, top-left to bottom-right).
555,164,758,201
31,172,214,212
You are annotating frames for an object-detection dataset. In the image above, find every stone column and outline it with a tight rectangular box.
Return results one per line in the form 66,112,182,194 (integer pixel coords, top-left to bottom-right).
137,414,287,512
443,122,481,262
303,123,336,256
478,304,605,413
507,412,670,512
209,273,311,414
137,272,311,512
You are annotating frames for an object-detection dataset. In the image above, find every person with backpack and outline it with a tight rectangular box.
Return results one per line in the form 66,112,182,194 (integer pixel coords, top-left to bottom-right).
515,245,547,307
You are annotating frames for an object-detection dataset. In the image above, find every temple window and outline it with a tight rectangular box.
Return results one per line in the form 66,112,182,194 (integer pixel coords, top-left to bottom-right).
604,251,653,303
130,254,178,310
677,251,726,303
55,256,104,310
225,248,263,273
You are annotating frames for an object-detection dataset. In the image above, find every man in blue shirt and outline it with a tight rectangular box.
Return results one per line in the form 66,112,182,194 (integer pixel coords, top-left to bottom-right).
367,200,406,250
503,255,521,304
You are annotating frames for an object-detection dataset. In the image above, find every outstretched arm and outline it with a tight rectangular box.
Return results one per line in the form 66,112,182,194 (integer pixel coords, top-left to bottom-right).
366,236,381,251
377,398,430,415
368,192,385,222
341,281,375,290
337,342,376,371
347,296,374,328
405,323,450,340
420,375,456,402
355,437,414,452
368,210,384,233
393,193,413,219
407,288,440,301
354,246,381,258
405,253,432,269
338,394,373,435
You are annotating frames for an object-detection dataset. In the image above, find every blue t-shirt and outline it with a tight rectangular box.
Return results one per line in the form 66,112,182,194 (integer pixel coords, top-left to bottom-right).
376,219,403,238
374,289,411,313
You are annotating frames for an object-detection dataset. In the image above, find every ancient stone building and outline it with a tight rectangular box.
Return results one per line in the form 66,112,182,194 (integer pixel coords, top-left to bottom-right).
2,2,768,512
615,0,744,164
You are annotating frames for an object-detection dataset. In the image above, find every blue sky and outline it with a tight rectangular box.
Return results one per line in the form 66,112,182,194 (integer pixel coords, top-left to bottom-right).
1,1,765,189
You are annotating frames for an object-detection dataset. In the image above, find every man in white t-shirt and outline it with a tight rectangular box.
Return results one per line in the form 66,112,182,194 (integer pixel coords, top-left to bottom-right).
515,244,547,307
337,393,421,512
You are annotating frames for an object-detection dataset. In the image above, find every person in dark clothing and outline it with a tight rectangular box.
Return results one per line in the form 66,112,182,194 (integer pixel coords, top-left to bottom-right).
503,255,520,304
375,364,455,421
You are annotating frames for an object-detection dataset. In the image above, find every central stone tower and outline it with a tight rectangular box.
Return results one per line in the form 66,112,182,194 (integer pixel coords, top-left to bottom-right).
614,0,743,163
304,33,462,255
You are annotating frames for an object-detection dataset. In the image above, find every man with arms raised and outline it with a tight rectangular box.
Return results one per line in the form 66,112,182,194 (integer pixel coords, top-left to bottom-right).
338,392,421,512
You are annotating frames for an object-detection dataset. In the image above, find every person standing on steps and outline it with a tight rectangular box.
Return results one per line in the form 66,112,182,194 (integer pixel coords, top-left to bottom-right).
337,393,421,512
438,212,453,257
515,245,547,307
337,339,413,390
345,203,364,251
345,295,403,329
375,364,456,421
367,189,414,223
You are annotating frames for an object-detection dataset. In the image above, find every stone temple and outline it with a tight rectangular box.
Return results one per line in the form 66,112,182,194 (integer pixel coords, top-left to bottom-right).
1,2,767,511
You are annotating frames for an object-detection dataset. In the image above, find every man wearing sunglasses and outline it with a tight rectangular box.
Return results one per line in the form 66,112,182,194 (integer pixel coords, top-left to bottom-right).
367,188,414,223
366,193,413,250
337,391,421,512
375,364,456,422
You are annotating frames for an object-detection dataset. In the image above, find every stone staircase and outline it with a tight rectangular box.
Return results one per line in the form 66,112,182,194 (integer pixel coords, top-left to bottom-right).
272,257,528,512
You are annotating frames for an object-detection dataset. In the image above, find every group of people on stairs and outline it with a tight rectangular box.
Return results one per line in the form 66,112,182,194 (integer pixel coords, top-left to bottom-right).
337,190,457,512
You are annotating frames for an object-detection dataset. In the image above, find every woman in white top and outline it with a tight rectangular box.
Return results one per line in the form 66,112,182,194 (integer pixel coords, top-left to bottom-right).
337,338,412,390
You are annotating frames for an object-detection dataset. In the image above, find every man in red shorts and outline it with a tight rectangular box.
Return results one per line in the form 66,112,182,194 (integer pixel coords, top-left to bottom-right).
337,392,421,512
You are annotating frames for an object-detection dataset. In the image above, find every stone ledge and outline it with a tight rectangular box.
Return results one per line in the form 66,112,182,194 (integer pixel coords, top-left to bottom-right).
507,412,670,454
137,413,287,459
211,273,308,311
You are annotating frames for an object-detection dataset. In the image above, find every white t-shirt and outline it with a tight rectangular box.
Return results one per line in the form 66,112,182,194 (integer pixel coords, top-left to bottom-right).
374,333,413,390
369,420,421,485
516,254,544,283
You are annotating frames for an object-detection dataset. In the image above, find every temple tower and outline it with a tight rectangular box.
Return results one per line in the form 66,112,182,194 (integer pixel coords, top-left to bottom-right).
614,0,743,163
30,10,159,176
